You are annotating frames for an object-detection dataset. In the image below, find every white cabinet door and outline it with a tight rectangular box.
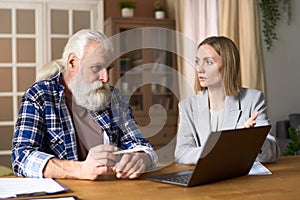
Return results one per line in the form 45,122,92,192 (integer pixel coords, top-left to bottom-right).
0,0,103,167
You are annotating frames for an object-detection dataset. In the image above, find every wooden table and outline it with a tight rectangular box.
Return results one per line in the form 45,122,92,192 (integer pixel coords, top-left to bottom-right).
45,156,300,200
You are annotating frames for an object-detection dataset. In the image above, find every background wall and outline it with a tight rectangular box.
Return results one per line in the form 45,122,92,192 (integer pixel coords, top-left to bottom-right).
104,0,166,19
261,0,300,135
105,0,300,138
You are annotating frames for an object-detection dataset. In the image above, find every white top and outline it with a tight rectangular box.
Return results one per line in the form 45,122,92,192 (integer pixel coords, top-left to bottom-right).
210,109,224,131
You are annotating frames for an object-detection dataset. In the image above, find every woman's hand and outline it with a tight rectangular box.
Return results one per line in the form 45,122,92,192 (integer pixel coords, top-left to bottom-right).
243,111,259,128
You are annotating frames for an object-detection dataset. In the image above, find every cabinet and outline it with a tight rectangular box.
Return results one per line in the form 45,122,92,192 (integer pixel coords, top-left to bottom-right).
104,17,178,151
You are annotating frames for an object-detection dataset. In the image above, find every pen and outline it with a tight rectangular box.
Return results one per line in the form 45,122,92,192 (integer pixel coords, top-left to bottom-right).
16,191,47,197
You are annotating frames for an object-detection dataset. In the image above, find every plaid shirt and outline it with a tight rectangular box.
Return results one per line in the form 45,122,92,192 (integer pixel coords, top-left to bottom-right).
12,73,157,178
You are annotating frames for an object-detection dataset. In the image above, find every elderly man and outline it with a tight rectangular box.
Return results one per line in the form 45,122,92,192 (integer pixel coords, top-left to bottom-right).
12,29,157,180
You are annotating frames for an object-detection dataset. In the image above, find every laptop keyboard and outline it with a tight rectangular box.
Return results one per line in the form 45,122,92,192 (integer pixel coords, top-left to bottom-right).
164,174,192,184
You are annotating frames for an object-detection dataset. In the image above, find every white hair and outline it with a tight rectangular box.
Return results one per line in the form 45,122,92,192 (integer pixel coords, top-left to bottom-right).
35,30,113,82
62,29,113,71
36,59,64,82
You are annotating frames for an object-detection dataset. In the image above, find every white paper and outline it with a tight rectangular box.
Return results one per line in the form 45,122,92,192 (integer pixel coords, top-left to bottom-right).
113,146,150,155
33,197,76,200
248,162,272,175
0,178,67,198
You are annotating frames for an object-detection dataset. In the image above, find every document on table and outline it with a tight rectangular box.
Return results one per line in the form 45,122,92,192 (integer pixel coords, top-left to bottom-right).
30,196,78,200
248,162,272,175
0,178,68,199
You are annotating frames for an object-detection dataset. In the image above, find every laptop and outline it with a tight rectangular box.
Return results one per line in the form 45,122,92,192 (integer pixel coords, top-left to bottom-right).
145,125,271,187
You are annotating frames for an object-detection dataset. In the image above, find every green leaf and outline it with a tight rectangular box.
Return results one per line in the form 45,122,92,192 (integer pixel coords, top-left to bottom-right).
283,127,300,156
259,0,291,51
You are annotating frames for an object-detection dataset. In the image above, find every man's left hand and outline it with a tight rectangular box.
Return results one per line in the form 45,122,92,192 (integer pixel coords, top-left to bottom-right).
113,152,151,179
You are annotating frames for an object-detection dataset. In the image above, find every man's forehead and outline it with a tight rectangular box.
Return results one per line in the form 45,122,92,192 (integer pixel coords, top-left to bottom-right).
83,43,112,63
85,43,105,56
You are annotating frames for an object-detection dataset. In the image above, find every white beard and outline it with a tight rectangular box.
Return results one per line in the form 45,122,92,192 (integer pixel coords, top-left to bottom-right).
68,73,111,111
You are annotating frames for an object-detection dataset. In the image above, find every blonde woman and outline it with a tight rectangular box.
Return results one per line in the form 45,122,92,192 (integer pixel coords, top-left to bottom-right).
175,36,280,164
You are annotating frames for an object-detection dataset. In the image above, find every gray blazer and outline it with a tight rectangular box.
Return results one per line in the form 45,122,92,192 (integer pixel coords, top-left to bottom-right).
175,88,280,164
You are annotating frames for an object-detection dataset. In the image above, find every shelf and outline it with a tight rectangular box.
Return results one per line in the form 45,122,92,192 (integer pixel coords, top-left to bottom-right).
104,17,178,149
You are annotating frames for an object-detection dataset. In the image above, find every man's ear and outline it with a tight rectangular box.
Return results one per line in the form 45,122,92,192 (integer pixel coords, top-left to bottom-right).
67,53,79,73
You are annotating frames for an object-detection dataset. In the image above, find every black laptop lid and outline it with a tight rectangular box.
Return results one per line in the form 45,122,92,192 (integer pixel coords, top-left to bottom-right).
188,125,271,186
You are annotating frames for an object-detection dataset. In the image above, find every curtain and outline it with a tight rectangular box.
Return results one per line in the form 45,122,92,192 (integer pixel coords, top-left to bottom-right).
168,0,219,100
220,0,265,92
167,0,265,97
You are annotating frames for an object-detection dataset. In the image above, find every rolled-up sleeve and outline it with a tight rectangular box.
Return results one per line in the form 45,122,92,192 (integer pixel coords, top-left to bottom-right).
12,95,52,177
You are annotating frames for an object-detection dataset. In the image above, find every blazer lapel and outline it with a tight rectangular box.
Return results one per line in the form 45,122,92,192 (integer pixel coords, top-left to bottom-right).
222,95,241,130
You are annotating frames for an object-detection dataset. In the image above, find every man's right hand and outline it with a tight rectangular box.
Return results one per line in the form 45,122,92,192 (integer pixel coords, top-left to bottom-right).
81,144,120,180
43,144,119,180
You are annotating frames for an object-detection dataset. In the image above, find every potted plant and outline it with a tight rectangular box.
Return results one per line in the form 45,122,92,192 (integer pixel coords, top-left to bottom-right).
154,0,165,19
283,126,300,156
118,1,136,18
259,0,292,51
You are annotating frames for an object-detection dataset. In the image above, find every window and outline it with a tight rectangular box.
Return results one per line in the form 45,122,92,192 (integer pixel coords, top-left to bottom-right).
47,2,102,60
0,0,103,168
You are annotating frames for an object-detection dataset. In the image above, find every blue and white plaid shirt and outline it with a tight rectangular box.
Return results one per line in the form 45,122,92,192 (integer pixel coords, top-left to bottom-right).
12,73,157,178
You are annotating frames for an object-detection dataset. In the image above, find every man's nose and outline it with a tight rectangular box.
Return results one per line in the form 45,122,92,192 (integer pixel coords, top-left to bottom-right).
98,68,109,83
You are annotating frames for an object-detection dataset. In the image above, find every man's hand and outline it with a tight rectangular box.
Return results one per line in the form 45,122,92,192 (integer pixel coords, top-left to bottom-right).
113,152,152,179
243,111,259,128
43,144,119,180
81,145,120,180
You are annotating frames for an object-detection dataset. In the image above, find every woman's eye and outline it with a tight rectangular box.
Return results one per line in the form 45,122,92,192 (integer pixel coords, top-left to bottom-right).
206,60,213,65
195,59,200,65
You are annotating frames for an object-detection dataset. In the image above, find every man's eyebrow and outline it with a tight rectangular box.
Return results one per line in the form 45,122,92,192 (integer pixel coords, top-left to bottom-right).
90,63,104,68
91,63,114,69
92,62,103,66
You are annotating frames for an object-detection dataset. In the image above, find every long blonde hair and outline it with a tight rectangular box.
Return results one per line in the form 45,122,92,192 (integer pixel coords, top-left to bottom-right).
196,36,240,96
